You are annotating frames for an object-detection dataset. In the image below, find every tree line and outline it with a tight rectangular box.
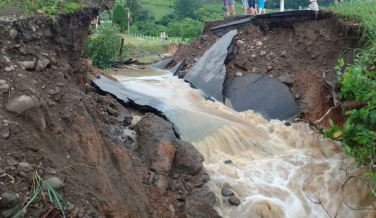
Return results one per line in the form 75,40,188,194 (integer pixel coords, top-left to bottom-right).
109,0,222,39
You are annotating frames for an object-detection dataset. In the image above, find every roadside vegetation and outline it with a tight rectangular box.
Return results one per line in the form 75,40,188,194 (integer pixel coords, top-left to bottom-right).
0,0,109,14
325,1,376,186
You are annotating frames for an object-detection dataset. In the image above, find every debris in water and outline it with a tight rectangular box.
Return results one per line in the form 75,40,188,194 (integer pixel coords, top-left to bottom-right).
224,160,233,164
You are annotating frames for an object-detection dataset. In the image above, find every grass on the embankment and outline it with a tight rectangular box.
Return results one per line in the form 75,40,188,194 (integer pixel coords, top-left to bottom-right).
327,1,376,42
0,0,102,14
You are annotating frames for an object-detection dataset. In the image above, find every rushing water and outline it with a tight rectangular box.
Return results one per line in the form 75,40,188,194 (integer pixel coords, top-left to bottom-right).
111,67,375,218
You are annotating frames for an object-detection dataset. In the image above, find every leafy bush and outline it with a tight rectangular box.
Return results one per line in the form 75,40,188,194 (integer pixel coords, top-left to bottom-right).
83,26,125,69
180,18,204,38
325,1,376,182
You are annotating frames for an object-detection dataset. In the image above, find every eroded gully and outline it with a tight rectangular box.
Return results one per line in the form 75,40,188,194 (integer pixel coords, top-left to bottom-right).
108,67,374,218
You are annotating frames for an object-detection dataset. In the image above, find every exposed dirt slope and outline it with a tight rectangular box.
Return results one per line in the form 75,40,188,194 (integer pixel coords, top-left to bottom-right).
0,8,217,218
173,12,361,126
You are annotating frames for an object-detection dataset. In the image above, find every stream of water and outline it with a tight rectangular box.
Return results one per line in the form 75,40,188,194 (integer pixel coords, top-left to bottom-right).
111,67,375,218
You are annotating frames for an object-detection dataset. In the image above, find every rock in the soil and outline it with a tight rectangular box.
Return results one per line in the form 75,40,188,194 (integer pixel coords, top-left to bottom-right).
280,51,287,58
0,193,19,209
45,167,56,175
235,72,243,77
6,158,18,166
17,162,33,172
256,41,263,47
172,139,204,176
190,185,217,206
4,66,14,72
6,95,41,114
260,51,266,56
77,207,86,218
278,74,294,85
1,205,20,218
266,52,277,61
155,175,168,195
122,115,133,127
251,54,257,59
105,106,119,117
294,93,300,99
66,202,75,212
185,196,221,218
35,58,50,71
169,204,175,213
18,61,35,70
0,127,10,139
267,65,273,71
228,196,241,206
0,80,9,95
13,208,26,218
42,177,64,191
221,183,234,197
9,29,17,40
236,40,245,46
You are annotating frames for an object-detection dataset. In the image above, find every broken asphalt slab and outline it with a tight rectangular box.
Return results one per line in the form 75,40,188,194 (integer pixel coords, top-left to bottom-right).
224,74,299,120
184,30,237,102
151,58,173,69
170,60,185,76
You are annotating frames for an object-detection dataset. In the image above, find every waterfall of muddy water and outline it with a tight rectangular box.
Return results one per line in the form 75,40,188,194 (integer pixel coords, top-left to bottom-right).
110,67,375,218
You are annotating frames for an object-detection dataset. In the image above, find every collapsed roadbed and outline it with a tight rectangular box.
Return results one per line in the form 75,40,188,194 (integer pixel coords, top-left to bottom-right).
0,7,219,218
172,10,361,126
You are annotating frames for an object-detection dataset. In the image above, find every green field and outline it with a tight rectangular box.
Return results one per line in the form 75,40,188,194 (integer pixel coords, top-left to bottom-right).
140,0,175,20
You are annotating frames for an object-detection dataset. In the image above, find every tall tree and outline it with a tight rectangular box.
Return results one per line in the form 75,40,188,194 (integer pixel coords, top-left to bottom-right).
124,0,142,19
113,5,127,32
174,0,201,20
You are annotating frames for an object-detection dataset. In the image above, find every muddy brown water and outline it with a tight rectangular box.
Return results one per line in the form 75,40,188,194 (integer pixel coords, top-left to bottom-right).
107,67,375,218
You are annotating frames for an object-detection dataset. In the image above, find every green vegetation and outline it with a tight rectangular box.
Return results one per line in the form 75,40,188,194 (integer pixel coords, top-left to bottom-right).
324,1,376,185
84,26,125,69
113,5,128,32
174,0,201,20
14,171,67,218
0,0,107,14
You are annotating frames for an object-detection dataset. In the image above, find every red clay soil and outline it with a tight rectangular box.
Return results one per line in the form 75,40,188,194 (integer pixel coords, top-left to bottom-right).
172,12,361,127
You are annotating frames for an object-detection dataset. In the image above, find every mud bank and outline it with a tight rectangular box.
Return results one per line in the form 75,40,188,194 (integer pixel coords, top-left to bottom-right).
172,11,361,126
0,7,217,218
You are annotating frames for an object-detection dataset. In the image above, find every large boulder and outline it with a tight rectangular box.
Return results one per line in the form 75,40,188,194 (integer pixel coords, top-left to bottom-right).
185,196,221,218
224,74,299,120
184,30,237,102
172,139,204,176
6,95,41,114
136,114,177,172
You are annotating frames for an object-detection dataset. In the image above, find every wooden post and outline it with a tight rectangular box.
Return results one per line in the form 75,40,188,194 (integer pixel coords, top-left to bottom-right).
119,37,124,54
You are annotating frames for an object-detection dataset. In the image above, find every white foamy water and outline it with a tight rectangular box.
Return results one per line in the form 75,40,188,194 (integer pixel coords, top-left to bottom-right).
112,68,375,218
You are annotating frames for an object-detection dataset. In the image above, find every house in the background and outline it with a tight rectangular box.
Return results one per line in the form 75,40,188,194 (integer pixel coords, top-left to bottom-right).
91,16,101,30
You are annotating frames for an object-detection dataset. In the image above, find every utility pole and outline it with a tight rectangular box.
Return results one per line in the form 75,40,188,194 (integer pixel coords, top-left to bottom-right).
127,8,130,35
280,0,284,11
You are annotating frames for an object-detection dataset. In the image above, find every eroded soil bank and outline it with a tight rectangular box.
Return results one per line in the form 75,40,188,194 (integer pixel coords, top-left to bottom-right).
0,7,218,218
172,11,361,126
